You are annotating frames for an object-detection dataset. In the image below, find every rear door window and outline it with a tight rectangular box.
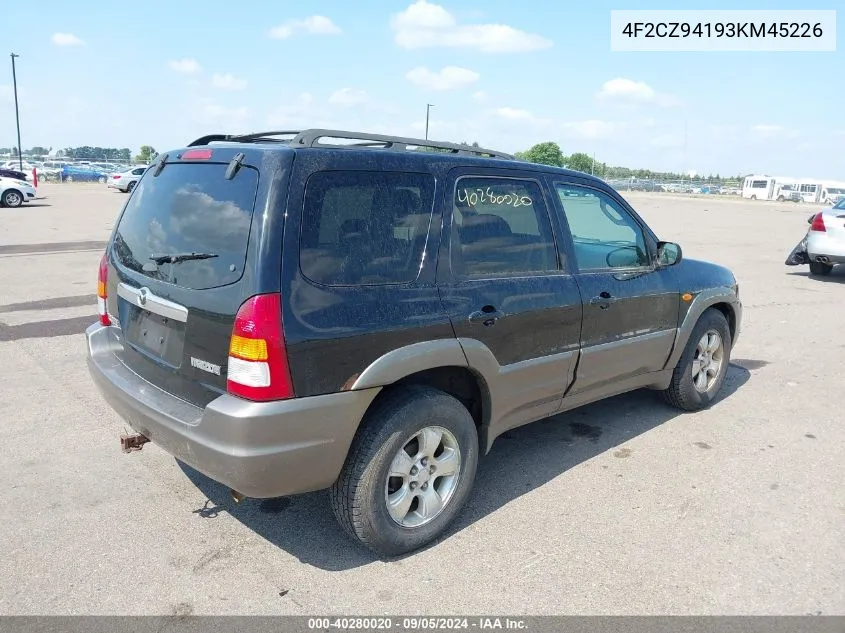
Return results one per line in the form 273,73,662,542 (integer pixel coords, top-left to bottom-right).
299,170,435,286
113,163,259,290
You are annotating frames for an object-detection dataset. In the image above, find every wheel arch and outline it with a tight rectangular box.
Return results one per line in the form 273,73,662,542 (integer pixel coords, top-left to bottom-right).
665,288,741,370
347,339,494,448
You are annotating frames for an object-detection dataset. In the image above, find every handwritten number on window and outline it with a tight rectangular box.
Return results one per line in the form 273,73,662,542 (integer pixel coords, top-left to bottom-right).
457,187,532,208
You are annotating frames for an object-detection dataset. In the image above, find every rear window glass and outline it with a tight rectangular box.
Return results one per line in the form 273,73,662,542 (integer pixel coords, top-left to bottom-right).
299,170,435,286
113,163,259,290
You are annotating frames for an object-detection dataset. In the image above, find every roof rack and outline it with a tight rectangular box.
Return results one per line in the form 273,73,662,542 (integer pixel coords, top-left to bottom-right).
187,128,515,160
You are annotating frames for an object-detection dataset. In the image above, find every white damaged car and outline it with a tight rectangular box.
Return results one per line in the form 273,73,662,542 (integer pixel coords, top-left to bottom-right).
0,176,37,208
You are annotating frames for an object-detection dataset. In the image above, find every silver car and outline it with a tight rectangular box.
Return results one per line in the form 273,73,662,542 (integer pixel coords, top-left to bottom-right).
107,165,148,193
807,198,845,276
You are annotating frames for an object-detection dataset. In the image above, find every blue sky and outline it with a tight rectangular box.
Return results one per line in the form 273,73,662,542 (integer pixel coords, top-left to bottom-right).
2,0,842,177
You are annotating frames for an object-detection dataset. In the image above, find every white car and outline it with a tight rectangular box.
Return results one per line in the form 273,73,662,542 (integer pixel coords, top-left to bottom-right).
807,198,845,276
0,176,37,208
107,165,149,193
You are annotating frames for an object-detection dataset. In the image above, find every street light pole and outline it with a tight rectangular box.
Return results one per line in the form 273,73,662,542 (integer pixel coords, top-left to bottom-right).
425,103,434,140
10,53,23,171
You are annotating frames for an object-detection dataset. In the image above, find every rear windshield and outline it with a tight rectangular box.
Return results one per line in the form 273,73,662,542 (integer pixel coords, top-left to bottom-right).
113,163,259,290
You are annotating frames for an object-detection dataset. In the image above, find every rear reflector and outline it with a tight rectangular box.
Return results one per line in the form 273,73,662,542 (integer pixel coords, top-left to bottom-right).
810,213,826,232
181,149,213,160
97,252,111,326
226,293,294,401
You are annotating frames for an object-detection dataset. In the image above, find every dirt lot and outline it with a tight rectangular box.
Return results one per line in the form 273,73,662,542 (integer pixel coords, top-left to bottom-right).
0,183,842,615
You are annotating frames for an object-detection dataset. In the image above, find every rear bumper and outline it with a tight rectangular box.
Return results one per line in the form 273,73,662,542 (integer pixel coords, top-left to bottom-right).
807,232,845,263
85,323,380,498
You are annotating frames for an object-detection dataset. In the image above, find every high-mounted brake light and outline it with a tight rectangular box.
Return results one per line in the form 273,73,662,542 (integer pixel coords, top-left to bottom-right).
181,149,213,160
810,213,826,232
226,293,294,402
97,252,111,326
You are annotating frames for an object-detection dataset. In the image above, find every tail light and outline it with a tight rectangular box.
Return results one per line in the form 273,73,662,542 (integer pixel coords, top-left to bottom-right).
226,293,294,401
810,213,826,232
97,252,111,326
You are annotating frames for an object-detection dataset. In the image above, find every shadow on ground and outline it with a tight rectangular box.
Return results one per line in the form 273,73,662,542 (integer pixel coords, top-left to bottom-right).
178,363,752,570
787,269,845,283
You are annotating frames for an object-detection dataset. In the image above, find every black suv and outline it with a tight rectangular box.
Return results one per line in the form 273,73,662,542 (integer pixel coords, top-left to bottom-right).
86,129,742,557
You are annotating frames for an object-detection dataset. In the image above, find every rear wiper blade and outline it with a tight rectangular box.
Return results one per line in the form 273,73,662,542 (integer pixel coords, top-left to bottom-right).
149,251,218,264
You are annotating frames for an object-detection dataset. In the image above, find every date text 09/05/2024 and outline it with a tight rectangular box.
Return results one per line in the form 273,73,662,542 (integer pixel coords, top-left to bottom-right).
306,617,527,630
621,22,823,39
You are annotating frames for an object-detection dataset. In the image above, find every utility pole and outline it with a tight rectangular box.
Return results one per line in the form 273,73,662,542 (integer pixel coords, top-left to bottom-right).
425,103,434,140
10,52,22,171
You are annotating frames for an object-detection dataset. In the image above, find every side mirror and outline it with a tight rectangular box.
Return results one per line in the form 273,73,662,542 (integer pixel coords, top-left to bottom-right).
657,241,682,266
606,245,646,268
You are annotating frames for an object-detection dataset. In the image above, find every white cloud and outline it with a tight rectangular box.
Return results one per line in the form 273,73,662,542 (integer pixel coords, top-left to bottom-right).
562,119,622,140
51,33,85,46
650,134,684,148
405,66,480,91
596,78,681,107
168,58,202,74
752,124,782,137
197,102,251,132
269,15,341,39
390,0,552,53
328,88,369,107
212,73,248,91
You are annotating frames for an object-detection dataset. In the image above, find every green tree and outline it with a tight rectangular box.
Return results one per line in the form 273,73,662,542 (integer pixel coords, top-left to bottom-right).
516,141,564,167
135,145,157,163
566,152,594,174
119,148,132,162
27,146,49,157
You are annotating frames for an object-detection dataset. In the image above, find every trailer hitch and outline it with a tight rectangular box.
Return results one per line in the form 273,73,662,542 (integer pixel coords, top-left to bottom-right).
120,432,150,453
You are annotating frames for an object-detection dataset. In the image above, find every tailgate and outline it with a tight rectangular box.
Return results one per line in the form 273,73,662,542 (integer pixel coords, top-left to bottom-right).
105,157,263,407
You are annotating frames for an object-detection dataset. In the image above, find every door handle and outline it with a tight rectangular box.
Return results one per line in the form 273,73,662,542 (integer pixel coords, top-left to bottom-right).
469,306,503,326
589,292,616,308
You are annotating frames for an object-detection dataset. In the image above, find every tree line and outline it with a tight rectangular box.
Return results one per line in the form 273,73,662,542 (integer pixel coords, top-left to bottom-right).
514,141,741,183
1,145,158,164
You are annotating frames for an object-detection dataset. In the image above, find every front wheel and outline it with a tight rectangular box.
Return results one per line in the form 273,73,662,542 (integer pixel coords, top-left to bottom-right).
809,261,833,276
2,190,23,208
330,385,479,558
662,308,732,411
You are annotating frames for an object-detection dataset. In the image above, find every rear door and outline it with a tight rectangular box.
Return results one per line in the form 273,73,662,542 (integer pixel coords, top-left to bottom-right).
549,178,680,397
105,148,282,407
438,167,583,435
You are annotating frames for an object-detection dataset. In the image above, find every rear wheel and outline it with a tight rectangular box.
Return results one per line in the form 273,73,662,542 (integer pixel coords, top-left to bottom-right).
329,385,479,558
809,261,833,276
750,195,757,200
127,181,136,193
98,176,107,184
2,190,23,208
662,308,732,411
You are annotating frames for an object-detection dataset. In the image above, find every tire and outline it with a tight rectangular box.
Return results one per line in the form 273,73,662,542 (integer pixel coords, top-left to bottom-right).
98,176,106,184
329,385,479,558
66,175,74,183
127,181,136,193
662,308,732,411
2,189,23,208
750,195,757,200
777,195,784,202
809,261,833,276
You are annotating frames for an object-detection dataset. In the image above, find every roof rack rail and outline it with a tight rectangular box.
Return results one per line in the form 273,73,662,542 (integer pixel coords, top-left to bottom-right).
187,131,300,147
187,128,515,160
290,129,514,160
